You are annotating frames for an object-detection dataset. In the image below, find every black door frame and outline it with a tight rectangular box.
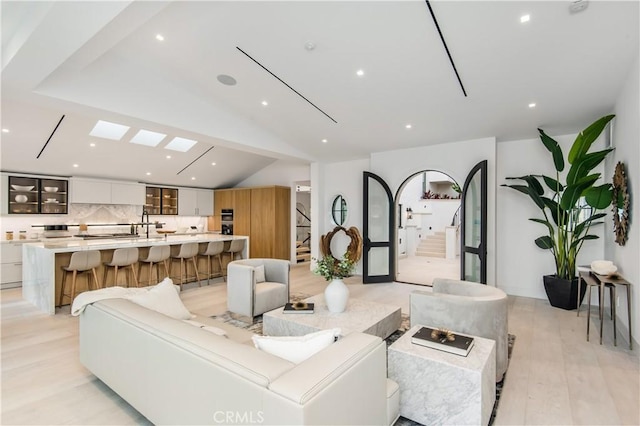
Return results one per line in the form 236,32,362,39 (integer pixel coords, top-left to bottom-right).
460,160,488,284
362,172,395,283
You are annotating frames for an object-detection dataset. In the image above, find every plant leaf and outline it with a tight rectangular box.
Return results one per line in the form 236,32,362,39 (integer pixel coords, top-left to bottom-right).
538,129,565,172
503,183,545,209
560,174,599,210
529,218,555,237
541,175,564,192
535,236,554,249
566,148,613,186
568,115,615,164
584,184,613,209
573,213,606,236
571,234,599,249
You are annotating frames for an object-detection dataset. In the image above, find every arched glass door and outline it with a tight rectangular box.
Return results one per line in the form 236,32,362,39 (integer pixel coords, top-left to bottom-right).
460,160,487,283
362,172,394,283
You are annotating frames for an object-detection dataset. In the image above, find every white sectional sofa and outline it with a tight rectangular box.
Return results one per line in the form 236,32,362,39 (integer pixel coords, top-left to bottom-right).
80,298,397,425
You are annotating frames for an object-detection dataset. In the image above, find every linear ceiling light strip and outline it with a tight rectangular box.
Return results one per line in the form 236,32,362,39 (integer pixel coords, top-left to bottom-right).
176,146,214,175
236,46,338,124
425,0,468,97
36,114,65,159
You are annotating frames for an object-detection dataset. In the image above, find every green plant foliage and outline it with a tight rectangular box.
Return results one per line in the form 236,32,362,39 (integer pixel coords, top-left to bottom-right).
501,115,615,280
312,255,355,281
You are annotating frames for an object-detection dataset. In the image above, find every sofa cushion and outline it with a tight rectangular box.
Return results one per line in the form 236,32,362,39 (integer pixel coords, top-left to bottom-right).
128,278,192,320
252,328,341,364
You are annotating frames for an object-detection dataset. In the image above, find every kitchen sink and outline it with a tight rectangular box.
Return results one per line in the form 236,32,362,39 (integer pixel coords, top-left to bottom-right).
76,233,141,240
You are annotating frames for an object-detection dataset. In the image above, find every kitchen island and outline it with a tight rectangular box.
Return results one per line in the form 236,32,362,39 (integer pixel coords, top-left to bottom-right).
22,234,249,315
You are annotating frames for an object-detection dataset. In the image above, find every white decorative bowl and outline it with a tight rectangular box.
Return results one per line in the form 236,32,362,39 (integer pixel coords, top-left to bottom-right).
14,195,28,203
44,187,59,192
591,260,617,276
11,185,34,191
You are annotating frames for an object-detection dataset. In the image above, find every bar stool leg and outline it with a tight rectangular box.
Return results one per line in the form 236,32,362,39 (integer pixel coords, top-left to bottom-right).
91,268,100,290
217,254,225,282
162,260,169,282
70,270,78,305
130,264,139,287
599,283,605,345
191,256,201,287
58,270,67,307
587,283,593,341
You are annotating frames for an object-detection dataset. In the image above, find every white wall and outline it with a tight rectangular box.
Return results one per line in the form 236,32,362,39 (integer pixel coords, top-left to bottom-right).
311,158,370,275
369,137,497,286
605,54,639,346
497,133,607,299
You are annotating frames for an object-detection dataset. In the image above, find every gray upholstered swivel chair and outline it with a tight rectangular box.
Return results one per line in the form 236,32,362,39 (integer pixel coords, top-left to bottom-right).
410,278,509,382
227,258,290,318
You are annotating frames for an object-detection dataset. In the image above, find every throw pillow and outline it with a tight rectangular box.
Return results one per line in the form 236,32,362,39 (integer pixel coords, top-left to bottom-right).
252,328,341,364
129,277,192,320
254,264,266,283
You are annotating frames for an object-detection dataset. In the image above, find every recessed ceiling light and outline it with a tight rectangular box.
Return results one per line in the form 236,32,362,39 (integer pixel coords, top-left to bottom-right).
146,172,151,176
304,41,316,51
155,34,164,41
89,120,130,140
261,100,269,106
520,14,530,23
130,129,166,147
322,139,328,143
191,177,196,181
1,128,9,133
528,103,536,108
211,162,216,166
217,74,237,86
165,137,197,152
166,155,172,159
356,69,365,77
89,143,96,147
405,124,412,129
73,164,79,168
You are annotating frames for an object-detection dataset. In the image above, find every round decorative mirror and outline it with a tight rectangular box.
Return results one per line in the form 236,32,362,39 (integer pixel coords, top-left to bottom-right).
612,161,630,246
331,195,348,226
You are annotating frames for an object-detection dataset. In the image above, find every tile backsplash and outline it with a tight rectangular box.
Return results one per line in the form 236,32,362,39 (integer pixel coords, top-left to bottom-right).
1,204,209,239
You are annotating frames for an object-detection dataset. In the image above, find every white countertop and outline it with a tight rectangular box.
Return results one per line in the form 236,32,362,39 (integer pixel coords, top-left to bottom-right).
23,234,246,253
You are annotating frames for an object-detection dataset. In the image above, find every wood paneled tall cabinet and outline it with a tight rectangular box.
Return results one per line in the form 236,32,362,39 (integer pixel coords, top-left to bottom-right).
211,186,290,260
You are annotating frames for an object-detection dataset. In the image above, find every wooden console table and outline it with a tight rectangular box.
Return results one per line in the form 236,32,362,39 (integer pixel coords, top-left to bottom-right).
577,271,632,350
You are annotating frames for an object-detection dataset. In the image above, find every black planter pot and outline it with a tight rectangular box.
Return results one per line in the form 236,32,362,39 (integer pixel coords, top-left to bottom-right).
543,275,586,310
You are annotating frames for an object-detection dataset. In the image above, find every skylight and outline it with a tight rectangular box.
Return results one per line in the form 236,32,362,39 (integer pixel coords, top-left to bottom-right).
130,129,166,147
164,137,197,152
89,120,130,140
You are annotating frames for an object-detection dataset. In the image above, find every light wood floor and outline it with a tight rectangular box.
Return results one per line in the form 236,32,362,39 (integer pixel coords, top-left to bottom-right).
1,264,638,425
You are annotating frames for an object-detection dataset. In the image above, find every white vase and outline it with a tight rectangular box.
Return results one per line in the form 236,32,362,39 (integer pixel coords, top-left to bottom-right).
325,278,349,313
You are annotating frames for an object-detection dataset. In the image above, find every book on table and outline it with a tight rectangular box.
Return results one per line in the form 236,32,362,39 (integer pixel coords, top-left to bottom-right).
283,302,314,314
411,326,475,356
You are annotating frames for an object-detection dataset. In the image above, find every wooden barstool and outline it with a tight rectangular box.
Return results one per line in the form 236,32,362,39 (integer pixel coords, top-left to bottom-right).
103,247,139,288
138,245,170,286
199,241,225,284
223,239,245,280
169,242,201,289
57,250,101,307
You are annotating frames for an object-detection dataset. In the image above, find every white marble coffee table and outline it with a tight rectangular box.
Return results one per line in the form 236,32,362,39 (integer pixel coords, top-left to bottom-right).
262,294,402,340
388,324,496,426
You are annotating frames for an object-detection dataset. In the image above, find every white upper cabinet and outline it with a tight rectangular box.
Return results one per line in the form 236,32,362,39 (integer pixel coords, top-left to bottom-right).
111,182,145,205
70,178,144,205
178,188,213,216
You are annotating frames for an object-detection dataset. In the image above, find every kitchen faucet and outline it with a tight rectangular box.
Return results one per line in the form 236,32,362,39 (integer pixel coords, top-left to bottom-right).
141,209,150,238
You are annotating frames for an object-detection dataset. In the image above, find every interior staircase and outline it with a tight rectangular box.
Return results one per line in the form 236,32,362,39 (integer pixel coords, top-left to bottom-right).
296,241,311,263
416,231,446,258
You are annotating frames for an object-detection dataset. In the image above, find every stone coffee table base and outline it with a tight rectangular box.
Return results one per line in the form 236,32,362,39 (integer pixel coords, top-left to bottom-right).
388,324,496,426
263,294,401,340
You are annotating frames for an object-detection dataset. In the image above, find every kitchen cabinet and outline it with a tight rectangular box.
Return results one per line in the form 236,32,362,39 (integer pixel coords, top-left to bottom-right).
1,243,23,289
211,186,290,260
145,186,178,215
250,186,290,259
178,188,213,216
70,178,144,205
5,174,68,214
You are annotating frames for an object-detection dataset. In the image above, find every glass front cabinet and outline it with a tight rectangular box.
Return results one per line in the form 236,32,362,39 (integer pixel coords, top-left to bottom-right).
145,186,178,215
8,176,68,214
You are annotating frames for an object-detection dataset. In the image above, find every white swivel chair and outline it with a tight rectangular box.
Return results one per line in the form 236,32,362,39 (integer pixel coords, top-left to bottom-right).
410,278,509,382
227,258,290,318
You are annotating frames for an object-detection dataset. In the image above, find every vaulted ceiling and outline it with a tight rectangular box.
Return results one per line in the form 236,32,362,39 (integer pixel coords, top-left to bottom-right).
1,1,638,188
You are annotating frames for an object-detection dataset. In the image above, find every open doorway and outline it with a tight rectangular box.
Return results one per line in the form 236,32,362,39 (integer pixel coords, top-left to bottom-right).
395,170,460,286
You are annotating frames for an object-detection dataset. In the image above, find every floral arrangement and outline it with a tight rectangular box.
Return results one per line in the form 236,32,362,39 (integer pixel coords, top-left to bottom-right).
313,255,355,281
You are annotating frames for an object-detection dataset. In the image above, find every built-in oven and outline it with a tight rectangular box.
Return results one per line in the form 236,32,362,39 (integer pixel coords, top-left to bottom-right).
221,209,234,235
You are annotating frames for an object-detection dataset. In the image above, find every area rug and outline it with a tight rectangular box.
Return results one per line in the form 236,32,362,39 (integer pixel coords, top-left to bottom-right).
211,298,515,426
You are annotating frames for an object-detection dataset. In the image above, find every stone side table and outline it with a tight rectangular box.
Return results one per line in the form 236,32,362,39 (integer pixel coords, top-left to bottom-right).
388,324,496,426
